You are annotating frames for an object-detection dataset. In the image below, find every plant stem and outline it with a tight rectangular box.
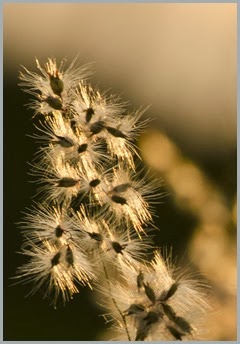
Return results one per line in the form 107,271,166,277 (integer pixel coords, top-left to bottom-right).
101,259,131,341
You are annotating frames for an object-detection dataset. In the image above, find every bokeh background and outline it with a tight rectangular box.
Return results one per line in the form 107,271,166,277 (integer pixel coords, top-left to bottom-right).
4,3,237,341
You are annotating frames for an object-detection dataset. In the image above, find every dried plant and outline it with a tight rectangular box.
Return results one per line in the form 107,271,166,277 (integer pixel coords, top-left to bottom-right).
16,57,211,341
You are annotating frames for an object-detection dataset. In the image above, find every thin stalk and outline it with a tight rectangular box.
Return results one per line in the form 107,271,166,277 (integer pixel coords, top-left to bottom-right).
101,259,131,341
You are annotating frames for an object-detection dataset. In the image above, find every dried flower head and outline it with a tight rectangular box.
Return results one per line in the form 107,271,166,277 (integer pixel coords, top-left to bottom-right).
15,240,95,307
19,57,92,116
101,251,210,341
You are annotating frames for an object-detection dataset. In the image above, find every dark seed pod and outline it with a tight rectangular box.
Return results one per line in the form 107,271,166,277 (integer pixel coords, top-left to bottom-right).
77,143,88,154
111,241,125,254
163,304,192,334
85,107,94,123
57,178,79,188
51,251,61,267
90,121,105,135
49,75,64,96
70,119,78,134
89,179,101,188
144,283,156,303
54,135,74,148
162,303,177,322
163,282,179,301
137,270,144,290
44,96,63,110
124,303,145,316
143,311,161,325
65,246,74,266
174,316,192,334
112,183,131,193
111,195,127,205
88,231,103,242
55,225,64,238
167,326,183,340
106,126,127,139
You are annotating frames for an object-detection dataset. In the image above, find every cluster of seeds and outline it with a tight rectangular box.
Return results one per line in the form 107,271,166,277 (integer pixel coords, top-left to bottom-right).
17,57,209,339
104,253,209,340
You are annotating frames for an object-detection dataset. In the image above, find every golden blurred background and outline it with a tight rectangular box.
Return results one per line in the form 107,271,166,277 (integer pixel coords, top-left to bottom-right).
4,3,236,341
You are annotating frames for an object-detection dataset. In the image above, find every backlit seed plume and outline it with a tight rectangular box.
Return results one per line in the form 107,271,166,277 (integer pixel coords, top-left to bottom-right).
16,56,210,340
19,57,93,116
71,83,148,169
19,202,78,246
101,251,210,341
31,159,81,204
71,81,126,128
32,112,107,173
88,165,162,236
16,240,95,307
69,206,153,275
